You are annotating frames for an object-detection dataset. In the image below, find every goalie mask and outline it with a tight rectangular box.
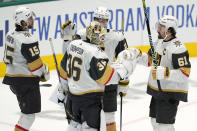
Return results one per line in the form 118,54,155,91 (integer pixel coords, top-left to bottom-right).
14,6,36,26
86,21,106,47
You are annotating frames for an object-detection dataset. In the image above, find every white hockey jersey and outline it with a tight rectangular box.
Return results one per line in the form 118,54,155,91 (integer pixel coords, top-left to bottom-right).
64,28,128,64
3,30,46,85
59,39,121,95
137,38,191,102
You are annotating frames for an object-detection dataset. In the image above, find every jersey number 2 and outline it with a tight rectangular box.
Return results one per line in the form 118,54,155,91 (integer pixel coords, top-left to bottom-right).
67,54,82,81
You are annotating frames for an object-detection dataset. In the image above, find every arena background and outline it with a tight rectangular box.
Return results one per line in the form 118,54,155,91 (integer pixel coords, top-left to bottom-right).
0,0,197,77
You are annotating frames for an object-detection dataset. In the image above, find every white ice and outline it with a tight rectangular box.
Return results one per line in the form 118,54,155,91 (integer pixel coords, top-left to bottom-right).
1,58,197,131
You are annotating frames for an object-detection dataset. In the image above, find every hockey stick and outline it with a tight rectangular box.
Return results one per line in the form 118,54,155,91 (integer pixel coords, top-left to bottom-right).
119,92,123,131
49,38,61,83
40,84,52,87
122,18,125,34
141,0,162,91
119,17,125,131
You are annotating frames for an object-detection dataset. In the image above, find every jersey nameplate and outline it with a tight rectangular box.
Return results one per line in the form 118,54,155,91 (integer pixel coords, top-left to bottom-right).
70,44,84,55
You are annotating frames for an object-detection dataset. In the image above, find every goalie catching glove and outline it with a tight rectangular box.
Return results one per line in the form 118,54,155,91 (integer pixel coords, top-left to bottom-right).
61,20,76,41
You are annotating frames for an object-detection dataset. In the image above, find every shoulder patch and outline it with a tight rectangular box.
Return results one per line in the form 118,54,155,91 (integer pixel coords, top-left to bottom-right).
89,57,109,81
23,32,31,37
174,41,182,47
172,51,191,69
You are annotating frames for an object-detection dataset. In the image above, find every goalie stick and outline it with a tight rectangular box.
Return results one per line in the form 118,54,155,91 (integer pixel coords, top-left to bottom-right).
141,0,162,91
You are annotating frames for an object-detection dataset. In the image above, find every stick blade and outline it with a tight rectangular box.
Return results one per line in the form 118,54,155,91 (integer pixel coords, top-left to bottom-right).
40,84,52,87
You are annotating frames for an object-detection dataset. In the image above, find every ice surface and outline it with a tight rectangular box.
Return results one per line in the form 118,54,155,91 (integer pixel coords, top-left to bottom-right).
0,58,197,131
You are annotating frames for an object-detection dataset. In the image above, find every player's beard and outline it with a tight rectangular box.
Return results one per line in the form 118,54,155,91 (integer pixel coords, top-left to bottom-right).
28,24,33,29
158,33,163,39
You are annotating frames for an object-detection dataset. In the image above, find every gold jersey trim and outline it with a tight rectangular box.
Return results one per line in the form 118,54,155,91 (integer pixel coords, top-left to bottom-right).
59,65,67,80
5,74,38,77
70,89,104,95
180,67,191,77
96,64,114,85
119,80,130,86
28,58,43,72
148,83,188,93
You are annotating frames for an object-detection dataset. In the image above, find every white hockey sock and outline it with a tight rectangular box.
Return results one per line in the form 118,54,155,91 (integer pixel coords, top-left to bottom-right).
158,123,175,131
17,113,35,130
105,112,116,131
151,118,159,131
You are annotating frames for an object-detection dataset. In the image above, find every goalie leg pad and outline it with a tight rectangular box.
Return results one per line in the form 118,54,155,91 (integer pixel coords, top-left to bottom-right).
16,113,35,130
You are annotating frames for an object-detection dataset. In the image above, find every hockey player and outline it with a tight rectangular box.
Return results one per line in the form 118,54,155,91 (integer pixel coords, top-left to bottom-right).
128,15,191,131
2,7,50,131
58,21,137,131
60,6,129,131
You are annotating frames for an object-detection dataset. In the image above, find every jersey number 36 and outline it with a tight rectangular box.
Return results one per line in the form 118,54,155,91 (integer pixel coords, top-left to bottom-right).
67,54,83,81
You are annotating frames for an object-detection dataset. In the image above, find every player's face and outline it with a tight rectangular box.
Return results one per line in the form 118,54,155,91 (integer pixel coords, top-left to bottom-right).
28,16,34,29
157,24,166,39
94,17,108,28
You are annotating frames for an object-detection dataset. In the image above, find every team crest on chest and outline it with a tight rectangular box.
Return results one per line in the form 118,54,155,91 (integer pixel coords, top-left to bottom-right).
174,41,181,47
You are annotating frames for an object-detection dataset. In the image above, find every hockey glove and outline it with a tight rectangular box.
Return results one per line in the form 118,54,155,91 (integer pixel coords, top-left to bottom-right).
40,62,50,82
151,66,170,80
57,83,68,106
116,50,137,78
111,62,128,79
126,48,142,60
118,77,130,97
61,20,76,41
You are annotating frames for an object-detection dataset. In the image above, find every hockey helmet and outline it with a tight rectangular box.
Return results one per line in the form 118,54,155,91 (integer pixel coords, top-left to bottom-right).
86,21,106,46
14,6,36,26
156,15,178,31
93,6,110,20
